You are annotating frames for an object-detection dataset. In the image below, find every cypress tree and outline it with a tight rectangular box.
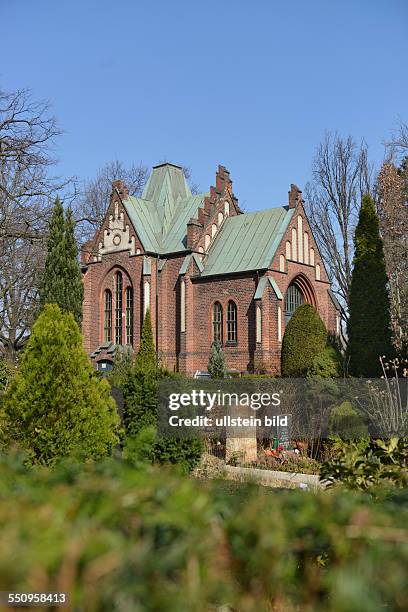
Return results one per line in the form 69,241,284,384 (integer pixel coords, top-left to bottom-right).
40,197,66,310
347,194,393,377
40,199,84,324
3,304,120,465
208,340,227,379
134,308,156,371
123,309,158,436
281,304,327,377
63,207,84,324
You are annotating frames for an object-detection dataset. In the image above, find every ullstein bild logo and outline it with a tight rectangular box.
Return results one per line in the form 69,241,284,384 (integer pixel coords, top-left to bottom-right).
168,413,289,428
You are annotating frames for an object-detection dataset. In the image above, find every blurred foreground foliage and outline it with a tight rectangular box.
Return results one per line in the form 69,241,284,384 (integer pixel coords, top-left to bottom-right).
0,452,407,611
321,437,408,491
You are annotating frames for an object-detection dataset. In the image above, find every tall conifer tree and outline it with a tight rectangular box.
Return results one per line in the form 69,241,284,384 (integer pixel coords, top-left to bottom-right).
134,308,156,371
40,199,84,324
40,197,66,310
347,194,393,376
124,309,157,436
64,207,84,324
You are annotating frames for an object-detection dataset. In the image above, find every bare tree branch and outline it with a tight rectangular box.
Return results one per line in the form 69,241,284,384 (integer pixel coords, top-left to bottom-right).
0,87,73,360
304,132,373,331
73,159,149,243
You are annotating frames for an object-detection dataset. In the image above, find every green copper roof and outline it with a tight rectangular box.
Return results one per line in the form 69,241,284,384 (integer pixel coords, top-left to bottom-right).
120,162,294,275
201,207,295,276
122,163,207,254
254,277,283,300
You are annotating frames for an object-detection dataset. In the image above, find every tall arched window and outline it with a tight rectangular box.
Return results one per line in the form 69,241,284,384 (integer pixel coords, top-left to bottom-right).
115,271,123,344
104,289,112,342
227,300,238,343
180,280,186,333
284,284,304,324
125,287,133,346
213,302,223,342
291,228,297,260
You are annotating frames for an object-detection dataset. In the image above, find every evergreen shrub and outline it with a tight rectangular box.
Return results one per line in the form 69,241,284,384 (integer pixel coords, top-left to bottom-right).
2,304,120,464
281,304,327,376
0,454,407,610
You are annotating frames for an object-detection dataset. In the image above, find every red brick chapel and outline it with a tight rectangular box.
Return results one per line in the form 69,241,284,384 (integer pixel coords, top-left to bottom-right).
81,163,340,376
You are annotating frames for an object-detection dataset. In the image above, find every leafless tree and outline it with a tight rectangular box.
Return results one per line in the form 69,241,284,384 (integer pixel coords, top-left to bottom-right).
0,87,72,360
378,120,408,351
304,132,373,327
386,120,408,153
180,164,200,195
74,160,149,243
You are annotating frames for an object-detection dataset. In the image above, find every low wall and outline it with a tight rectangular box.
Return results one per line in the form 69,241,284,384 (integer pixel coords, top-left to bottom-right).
224,465,325,490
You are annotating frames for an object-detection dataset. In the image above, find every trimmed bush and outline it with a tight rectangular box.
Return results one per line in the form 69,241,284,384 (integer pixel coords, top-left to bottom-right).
151,435,204,473
0,454,407,609
2,304,120,464
281,304,327,376
307,345,343,378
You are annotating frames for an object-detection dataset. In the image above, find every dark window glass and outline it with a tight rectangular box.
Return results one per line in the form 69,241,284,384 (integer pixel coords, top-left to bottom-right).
284,284,304,324
115,272,123,344
126,287,134,346
226,300,237,343
104,289,112,342
213,302,223,342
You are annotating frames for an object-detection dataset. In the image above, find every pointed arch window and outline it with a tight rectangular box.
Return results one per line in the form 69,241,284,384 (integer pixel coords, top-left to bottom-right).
125,287,134,346
227,300,238,343
115,271,123,344
104,290,112,342
284,284,304,324
213,302,223,342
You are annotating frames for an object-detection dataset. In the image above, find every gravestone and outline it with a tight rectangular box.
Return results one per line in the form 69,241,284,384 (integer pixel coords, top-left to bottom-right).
225,403,257,463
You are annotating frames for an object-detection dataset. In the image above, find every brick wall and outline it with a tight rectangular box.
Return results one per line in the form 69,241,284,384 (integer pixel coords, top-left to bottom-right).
82,180,339,375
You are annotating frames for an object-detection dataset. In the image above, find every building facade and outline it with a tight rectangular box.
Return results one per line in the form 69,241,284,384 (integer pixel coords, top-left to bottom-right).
81,163,340,375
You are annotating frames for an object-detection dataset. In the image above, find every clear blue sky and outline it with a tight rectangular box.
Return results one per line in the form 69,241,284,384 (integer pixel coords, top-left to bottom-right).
2,0,407,210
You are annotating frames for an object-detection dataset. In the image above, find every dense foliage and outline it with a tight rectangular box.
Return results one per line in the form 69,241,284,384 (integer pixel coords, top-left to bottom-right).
321,437,408,490
40,198,84,324
328,400,369,440
1,304,120,464
108,345,134,389
0,453,407,610
307,345,343,378
123,426,203,474
281,304,327,376
208,339,227,378
122,310,203,471
123,309,158,437
0,359,14,392
347,194,393,376
62,207,84,325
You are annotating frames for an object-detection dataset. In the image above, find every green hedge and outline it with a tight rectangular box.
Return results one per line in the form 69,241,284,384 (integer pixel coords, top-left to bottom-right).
0,453,407,610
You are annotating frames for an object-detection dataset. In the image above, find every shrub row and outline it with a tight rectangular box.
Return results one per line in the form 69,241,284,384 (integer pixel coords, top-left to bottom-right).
0,453,407,611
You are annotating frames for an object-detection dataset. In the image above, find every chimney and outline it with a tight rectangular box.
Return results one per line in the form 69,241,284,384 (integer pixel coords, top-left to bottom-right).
112,180,129,200
187,218,203,249
288,184,302,209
